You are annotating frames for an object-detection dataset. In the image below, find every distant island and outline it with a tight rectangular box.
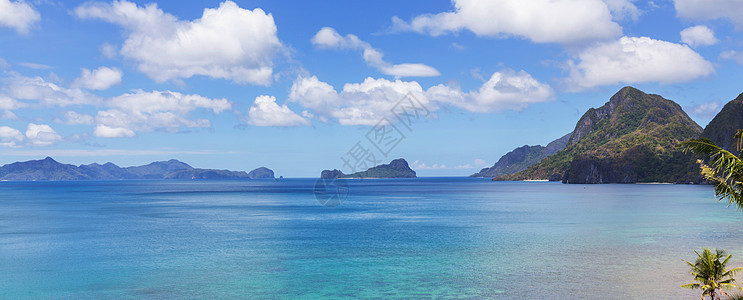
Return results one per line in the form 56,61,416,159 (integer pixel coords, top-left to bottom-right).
321,158,416,179
477,86,743,184
0,157,275,181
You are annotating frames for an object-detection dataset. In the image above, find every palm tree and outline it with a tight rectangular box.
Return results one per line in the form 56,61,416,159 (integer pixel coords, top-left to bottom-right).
680,136,743,210
682,248,743,300
735,129,743,153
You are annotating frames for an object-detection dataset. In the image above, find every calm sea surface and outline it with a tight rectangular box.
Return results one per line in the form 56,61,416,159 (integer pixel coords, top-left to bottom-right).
1,178,742,299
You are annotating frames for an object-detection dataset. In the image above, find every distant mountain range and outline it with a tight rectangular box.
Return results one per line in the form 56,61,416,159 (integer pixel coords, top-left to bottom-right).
0,157,274,181
486,86,712,183
321,158,417,179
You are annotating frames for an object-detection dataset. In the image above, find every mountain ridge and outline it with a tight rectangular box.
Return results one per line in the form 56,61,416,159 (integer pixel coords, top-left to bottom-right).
498,86,702,183
0,157,275,181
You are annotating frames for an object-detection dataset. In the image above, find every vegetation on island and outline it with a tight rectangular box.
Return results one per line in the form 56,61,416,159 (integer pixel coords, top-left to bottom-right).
498,86,702,183
320,158,416,179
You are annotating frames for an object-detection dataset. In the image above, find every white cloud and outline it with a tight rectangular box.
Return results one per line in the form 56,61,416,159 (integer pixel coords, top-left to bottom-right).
288,75,341,121
73,66,123,90
248,95,308,127
56,111,95,125
5,74,100,106
289,76,432,125
674,0,743,28
429,70,554,113
603,0,642,21
0,95,27,110
311,27,440,77
25,123,62,146
95,90,231,134
411,160,447,170
106,90,231,114
75,0,281,85
0,0,40,35
93,124,135,138
564,36,714,90
289,71,552,124
392,0,622,45
474,158,487,166
0,126,24,147
690,101,721,119
720,50,743,66
680,25,718,47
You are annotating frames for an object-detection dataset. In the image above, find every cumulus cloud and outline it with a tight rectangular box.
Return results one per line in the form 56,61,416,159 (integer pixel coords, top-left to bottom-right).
95,90,231,136
289,76,432,125
312,27,440,78
5,74,100,106
75,1,281,85
680,25,718,47
0,0,40,34
564,36,714,90
73,66,123,90
429,70,554,113
55,111,95,125
93,124,135,138
247,95,309,127
474,158,487,166
0,126,24,147
391,0,622,45
720,50,743,66
289,70,552,124
25,123,62,146
674,0,743,28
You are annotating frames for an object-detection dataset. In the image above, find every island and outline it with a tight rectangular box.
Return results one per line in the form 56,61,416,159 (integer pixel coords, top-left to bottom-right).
0,157,275,181
320,158,416,179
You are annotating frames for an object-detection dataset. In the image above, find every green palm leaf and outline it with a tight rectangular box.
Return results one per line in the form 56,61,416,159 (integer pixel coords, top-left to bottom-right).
680,137,743,210
682,248,742,300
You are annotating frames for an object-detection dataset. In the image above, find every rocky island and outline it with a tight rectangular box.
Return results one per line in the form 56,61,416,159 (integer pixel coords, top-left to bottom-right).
494,86,703,183
320,158,416,179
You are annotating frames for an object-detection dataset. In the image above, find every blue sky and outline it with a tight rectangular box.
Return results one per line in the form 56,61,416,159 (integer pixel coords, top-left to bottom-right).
0,0,742,177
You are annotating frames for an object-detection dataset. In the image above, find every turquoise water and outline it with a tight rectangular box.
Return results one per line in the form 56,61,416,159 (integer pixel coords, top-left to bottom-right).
1,178,742,299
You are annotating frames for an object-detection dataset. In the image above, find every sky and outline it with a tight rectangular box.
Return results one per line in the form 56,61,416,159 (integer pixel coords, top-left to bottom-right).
0,0,742,177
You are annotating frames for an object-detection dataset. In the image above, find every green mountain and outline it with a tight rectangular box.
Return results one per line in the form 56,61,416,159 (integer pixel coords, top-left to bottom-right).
470,133,571,178
321,158,416,179
0,157,274,181
699,92,743,156
498,86,702,183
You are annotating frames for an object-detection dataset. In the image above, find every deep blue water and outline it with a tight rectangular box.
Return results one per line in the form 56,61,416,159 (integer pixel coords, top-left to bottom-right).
1,178,742,299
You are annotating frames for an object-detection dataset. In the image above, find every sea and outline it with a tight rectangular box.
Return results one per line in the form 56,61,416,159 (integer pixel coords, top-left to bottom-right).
1,178,741,299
